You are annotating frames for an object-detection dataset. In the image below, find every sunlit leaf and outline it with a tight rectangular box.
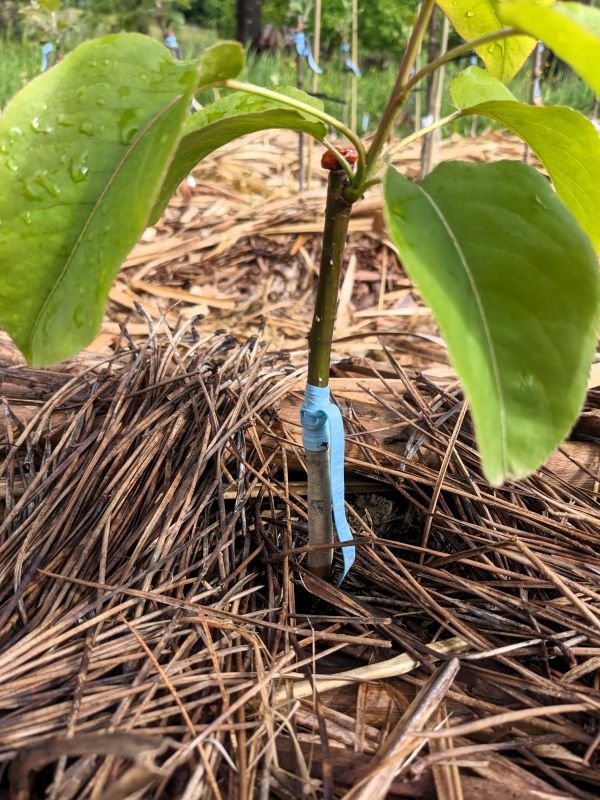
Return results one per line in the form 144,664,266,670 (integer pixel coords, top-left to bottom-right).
150,87,327,223
384,161,599,484
497,1,600,94
0,34,200,365
451,66,600,250
437,0,537,82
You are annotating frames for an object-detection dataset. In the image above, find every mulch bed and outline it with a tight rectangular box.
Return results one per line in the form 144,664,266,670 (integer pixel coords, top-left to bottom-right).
1,131,599,800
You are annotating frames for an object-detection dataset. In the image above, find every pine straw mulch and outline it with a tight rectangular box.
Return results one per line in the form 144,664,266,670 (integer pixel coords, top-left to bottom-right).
0,130,600,800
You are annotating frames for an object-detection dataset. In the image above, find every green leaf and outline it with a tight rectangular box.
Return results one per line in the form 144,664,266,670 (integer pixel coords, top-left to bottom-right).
195,41,245,85
497,1,600,95
0,34,199,365
38,0,61,11
436,0,536,82
383,161,599,484
149,87,328,224
451,64,517,105
451,66,600,251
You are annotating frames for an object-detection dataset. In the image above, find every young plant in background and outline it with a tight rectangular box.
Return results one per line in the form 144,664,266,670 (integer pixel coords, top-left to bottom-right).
0,1,598,583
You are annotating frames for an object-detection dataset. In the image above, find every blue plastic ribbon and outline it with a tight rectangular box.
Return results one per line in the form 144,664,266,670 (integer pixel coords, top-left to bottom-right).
301,384,355,583
341,43,362,78
293,32,323,74
40,42,53,73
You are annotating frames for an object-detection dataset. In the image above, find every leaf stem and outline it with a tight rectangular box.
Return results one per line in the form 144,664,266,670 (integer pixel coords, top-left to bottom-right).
362,0,437,177
223,78,368,172
403,28,521,96
391,112,460,153
347,24,523,200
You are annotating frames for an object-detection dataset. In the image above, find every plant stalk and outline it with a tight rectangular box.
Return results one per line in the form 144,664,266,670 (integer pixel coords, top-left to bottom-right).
308,170,353,386
306,168,353,577
362,0,436,176
223,79,367,169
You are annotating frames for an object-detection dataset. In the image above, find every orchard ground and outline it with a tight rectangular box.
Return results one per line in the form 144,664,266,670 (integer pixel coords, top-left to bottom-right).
0,125,599,798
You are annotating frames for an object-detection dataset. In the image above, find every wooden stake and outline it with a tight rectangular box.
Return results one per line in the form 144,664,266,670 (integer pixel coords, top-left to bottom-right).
306,0,322,189
420,10,449,178
351,0,359,132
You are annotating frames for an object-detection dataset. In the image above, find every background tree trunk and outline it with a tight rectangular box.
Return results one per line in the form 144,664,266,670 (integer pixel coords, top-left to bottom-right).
236,0,262,47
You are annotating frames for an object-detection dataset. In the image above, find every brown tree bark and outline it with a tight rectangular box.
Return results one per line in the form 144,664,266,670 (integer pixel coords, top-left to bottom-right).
236,0,262,47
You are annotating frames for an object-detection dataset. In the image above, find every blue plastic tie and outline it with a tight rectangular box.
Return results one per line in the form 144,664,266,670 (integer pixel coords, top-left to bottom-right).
301,384,355,583
293,32,323,75
341,43,362,78
40,42,53,73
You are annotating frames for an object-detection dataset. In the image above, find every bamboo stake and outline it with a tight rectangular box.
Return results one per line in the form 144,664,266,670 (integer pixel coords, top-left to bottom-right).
351,0,359,132
413,3,423,133
296,30,306,192
420,11,449,177
306,0,322,189
524,41,544,163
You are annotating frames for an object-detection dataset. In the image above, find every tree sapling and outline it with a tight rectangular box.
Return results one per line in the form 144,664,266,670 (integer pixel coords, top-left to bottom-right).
0,0,598,583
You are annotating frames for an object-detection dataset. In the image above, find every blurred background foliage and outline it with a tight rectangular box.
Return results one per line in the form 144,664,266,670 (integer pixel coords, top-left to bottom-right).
0,1,595,133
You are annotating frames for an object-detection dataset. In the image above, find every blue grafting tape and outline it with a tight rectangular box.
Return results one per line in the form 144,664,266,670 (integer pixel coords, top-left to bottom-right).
293,32,323,75
40,42,53,73
301,384,355,583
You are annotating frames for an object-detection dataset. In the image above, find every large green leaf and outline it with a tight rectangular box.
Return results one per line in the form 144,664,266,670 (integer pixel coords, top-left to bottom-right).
451,66,600,251
436,0,536,82
384,161,599,484
0,38,243,365
497,1,600,94
150,87,328,224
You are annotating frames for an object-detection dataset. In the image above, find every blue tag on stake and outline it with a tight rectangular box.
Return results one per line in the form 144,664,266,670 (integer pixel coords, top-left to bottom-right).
301,384,355,583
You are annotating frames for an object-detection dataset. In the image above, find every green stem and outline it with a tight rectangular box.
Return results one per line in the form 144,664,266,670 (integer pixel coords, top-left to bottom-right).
347,24,522,200
403,27,520,96
307,170,353,387
306,168,354,578
392,111,460,153
362,0,436,177
223,78,368,171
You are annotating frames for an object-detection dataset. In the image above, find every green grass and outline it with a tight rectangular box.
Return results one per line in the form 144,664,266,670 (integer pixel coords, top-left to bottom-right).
0,40,40,109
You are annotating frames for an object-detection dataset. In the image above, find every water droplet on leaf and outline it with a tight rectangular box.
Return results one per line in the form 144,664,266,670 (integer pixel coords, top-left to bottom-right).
20,211,32,225
79,121,95,136
35,171,61,198
96,97,106,107
73,305,85,329
57,113,71,127
21,178,43,201
466,9,475,16
6,158,19,173
119,109,139,144
101,58,111,68
69,153,89,183
31,117,41,132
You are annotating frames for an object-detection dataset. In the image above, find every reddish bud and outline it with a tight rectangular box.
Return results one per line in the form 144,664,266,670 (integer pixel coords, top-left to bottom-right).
321,147,359,171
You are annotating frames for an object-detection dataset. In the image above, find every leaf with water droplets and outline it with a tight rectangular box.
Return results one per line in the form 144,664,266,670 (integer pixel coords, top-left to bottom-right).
437,0,541,82
384,160,600,484
0,33,199,365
